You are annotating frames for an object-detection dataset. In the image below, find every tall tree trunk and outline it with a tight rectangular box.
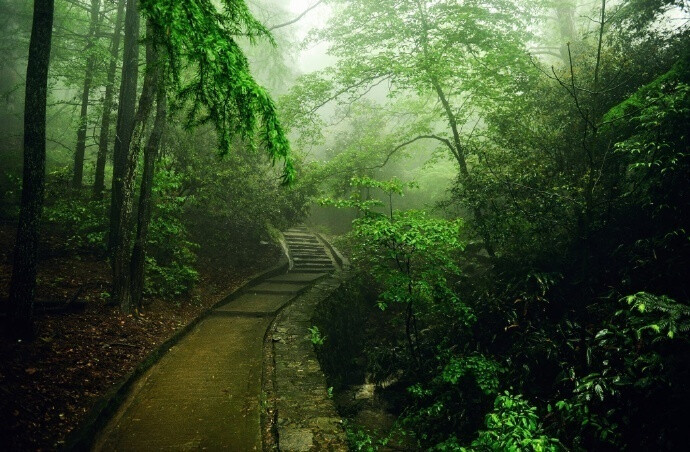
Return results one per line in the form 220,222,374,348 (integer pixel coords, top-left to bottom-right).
72,0,101,188
7,0,54,339
131,69,166,310
112,22,157,313
555,0,577,64
416,1,495,256
93,0,125,199
108,0,139,253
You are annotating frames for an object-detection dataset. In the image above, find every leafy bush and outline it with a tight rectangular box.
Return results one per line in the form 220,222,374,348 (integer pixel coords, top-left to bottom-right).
466,392,560,452
144,165,199,297
42,170,109,253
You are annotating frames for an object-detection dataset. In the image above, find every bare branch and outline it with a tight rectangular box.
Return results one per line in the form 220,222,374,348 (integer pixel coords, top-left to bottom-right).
268,0,324,31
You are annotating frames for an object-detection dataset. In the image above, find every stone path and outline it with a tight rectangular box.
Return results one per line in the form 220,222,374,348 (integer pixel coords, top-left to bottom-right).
271,277,348,451
93,227,339,451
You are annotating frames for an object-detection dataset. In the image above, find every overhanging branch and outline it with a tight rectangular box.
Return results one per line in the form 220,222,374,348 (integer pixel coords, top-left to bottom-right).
268,0,324,31
365,134,458,170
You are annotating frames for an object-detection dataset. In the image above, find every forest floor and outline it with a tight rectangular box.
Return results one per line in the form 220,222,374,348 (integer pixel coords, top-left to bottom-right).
0,224,279,450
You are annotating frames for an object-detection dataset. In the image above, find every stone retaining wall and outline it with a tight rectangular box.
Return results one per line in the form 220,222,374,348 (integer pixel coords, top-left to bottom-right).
269,275,349,451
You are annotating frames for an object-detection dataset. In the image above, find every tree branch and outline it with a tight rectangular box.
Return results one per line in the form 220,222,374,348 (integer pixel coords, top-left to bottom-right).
268,0,324,31
365,134,457,170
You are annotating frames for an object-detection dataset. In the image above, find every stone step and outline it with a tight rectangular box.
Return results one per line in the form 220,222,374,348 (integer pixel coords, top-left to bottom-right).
286,239,321,246
216,293,293,314
289,268,335,274
248,282,307,295
294,263,333,269
293,265,335,271
284,231,314,237
267,273,327,283
292,257,329,262
210,311,274,318
293,257,332,262
290,249,325,254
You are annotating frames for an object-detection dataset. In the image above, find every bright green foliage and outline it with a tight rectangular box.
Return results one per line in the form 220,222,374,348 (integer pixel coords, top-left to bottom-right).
44,196,108,252
622,292,690,339
308,325,326,346
343,419,392,452
145,165,199,297
441,355,502,395
141,0,295,183
466,392,560,452
353,208,463,312
326,177,506,446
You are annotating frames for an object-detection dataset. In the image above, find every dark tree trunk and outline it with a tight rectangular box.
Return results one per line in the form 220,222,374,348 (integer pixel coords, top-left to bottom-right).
72,0,101,188
108,0,139,253
6,0,54,339
112,22,157,313
93,0,125,199
131,68,166,310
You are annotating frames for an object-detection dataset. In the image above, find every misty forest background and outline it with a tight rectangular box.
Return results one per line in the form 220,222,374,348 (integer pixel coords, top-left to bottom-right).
1,0,689,450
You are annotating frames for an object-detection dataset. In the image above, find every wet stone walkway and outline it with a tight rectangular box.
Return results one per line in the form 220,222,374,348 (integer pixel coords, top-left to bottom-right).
93,227,344,451
271,276,348,451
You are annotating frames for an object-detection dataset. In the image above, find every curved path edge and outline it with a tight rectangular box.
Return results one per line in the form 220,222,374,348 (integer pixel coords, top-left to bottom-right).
264,272,350,451
62,251,290,452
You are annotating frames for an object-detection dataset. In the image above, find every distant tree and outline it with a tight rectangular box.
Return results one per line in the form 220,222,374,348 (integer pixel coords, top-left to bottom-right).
6,0,55,338
94,0,126,198
71,0,101,188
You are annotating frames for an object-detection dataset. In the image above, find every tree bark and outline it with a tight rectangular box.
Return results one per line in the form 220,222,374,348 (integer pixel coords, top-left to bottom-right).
7,0,54,339
112,22,157,313
93,0,125,199
130,66,166,310
72,0,101,188
108,0,139,253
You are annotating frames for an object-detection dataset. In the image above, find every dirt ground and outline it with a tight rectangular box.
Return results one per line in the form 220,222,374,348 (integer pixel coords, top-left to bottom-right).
0,224,278,450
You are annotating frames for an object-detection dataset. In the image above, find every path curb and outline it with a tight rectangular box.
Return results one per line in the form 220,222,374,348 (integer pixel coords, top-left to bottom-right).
62,252,289,451
314,231,349,270
268,274,350,451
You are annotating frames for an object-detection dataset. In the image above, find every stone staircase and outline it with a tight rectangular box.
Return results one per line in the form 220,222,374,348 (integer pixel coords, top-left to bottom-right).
283,226,336,274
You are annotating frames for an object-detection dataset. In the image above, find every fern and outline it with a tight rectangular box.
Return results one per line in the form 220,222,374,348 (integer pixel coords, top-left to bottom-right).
620,292,690,339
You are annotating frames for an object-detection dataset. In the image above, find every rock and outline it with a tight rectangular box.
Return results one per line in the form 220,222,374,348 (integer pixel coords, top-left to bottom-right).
279,427,313,451
313,416,339,431
354,383,375,400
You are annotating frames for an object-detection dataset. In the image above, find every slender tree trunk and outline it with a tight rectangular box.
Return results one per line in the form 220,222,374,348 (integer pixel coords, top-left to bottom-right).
112,22,157,313
109,0,139,253
93,0,125,199
431,77,495,256
415,0,495,256
6,0,54,339
131,69,166,310
72,0,101,188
